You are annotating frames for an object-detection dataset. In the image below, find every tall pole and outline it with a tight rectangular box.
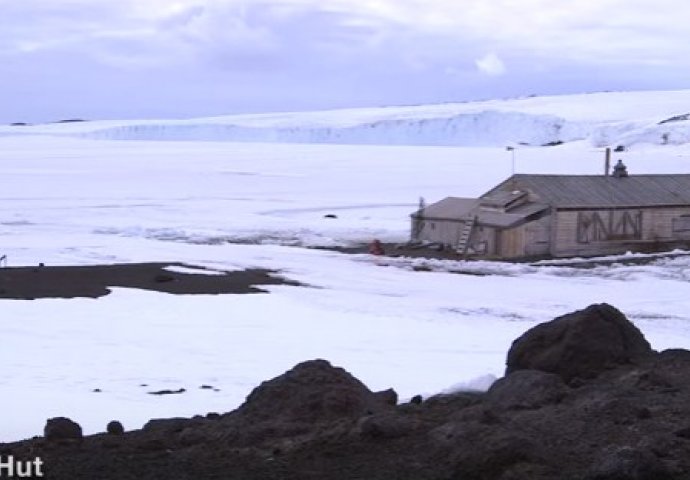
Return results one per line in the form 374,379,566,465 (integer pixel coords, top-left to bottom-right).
604,147,611,176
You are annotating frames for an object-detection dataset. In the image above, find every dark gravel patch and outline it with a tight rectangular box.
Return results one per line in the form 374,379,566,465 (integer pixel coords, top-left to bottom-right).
0,262,300,300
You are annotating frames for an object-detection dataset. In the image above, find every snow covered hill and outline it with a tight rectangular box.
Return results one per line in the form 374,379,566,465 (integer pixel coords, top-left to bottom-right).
4,90,690,148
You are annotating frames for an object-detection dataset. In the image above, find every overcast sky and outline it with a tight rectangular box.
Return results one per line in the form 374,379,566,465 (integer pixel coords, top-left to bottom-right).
2,0,690,123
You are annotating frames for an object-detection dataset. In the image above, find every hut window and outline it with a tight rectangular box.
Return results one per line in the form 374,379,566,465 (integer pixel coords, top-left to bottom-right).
672,215,690,233
430,222,436,230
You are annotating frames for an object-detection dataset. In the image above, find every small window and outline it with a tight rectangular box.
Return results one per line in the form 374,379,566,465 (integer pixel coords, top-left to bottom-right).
430,222,436,230
673,215,690,233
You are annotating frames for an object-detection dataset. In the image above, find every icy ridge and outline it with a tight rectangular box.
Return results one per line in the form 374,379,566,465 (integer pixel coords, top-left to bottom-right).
8,110,690,148
75,113,690,148
76,111,581,146
3,89,690,147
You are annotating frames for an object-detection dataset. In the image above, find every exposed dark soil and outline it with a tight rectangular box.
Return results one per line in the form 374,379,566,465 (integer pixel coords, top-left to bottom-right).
0,262,300,299
3,303,690,479
313,242,466,260
318,242,690,269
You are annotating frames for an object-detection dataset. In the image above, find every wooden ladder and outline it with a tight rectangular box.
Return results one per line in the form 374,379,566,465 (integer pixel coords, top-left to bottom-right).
456,217,476,255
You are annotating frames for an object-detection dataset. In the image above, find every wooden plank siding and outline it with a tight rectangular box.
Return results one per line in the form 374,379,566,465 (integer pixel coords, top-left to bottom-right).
524,215,552,256
416,218,465,246
494,215,550,258
648,207,690,240
414,217,502,255
498,226,526,258
552,207,690,257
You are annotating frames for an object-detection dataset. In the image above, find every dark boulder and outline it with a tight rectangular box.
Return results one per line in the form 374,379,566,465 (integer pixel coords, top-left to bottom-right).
142,418,192,433
44,417,83,441
651,349,690,386
506,303,654,381
237,359,393,424
486,369,568,410
147,388,186,395
373,388,398,406
106,421,124,435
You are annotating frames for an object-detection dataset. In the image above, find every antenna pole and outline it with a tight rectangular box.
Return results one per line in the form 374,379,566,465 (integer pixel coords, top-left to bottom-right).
604,147,611,176
506,146,515,175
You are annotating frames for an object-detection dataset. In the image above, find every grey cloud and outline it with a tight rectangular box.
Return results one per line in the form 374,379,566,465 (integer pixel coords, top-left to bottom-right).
0,1,128,52
2,0,690,123
163,2,396,72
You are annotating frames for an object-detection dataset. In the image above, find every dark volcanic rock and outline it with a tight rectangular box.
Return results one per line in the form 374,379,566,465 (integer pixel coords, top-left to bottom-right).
44,417,82,441
423,391,482,411
236,359,393,423
506,303,653,381
356,413,419,439
7,304,690,480
142,418,192,433
588,445,672,480
147,388,186,395
450,431,543,479
486,369,568,410
178,427,207,447
106,421,124,435
373,388,398,406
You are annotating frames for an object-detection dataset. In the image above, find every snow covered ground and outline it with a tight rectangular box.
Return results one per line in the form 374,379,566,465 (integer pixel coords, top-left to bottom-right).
3,90,690,441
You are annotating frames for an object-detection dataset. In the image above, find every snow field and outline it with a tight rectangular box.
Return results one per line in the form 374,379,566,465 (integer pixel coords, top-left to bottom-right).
3,90,690,440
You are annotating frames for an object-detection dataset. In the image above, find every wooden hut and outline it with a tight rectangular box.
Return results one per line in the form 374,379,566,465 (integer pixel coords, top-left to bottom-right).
410,165,690,259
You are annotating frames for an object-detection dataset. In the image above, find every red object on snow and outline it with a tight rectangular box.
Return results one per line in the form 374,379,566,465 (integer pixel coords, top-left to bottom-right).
368,239,385,255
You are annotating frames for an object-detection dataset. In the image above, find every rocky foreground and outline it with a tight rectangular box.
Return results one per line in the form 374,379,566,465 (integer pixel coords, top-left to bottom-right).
3,303,690,479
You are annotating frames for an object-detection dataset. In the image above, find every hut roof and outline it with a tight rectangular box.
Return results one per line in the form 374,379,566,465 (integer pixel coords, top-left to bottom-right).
412,196,548,228
414,197,478,221
475,202,549,227
486,174,690,208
